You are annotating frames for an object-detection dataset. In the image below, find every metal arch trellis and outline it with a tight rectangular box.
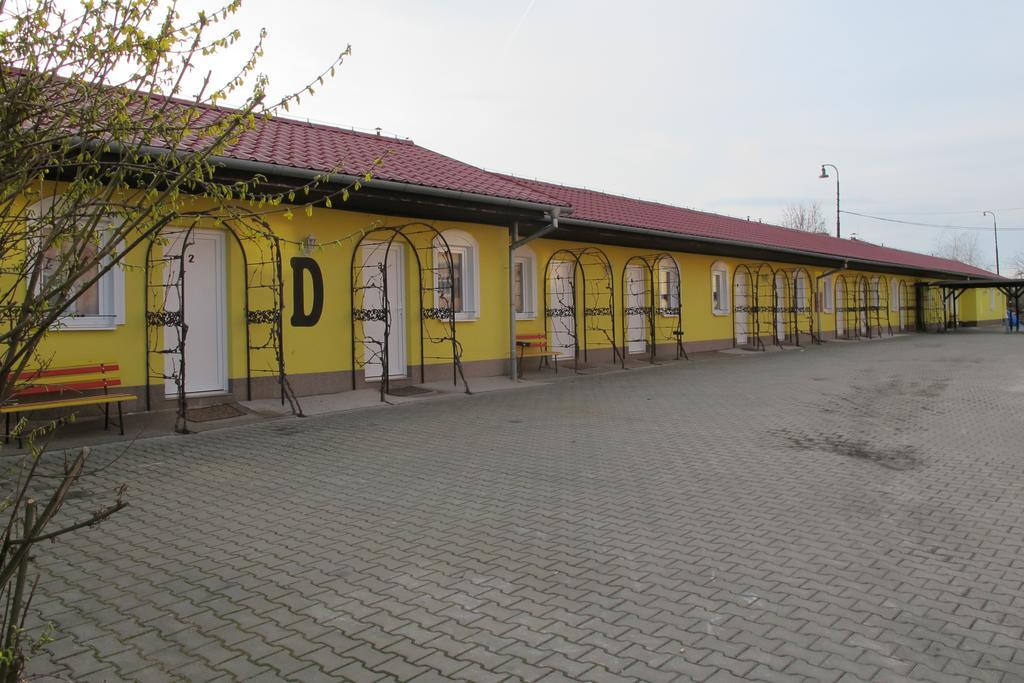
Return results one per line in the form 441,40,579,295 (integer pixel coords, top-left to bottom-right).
854,275,871,338
619,253,686,367
349,222,469,401
144,223,191,434
868,276,893,338
732,263,781,351
779,267,817,346
833,273,860,340
898,280,915,332
543,247,621,371
772,269,793,346
144,220,302,434
916,283,945,332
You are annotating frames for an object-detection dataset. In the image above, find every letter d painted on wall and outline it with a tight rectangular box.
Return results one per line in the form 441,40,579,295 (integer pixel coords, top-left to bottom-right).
290,257,324,327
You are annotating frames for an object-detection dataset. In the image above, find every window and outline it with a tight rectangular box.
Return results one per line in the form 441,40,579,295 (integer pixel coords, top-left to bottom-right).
659,260,681,314
891,278,900,311
819,275,834,312
711,261,729,315
512,246,536,320
434,229,479,321
794,272,808,308
871,277,881,309
31,198,125,331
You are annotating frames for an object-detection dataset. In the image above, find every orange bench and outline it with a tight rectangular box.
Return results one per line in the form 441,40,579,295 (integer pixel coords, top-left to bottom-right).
2,363,136,446
515,333,557,377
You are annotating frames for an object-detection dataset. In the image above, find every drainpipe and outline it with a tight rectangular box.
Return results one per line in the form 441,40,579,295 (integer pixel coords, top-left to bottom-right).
816,260,847,343
508,209,561,380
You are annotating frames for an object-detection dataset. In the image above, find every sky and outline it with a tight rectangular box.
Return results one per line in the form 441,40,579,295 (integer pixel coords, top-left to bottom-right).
185,1,1024,273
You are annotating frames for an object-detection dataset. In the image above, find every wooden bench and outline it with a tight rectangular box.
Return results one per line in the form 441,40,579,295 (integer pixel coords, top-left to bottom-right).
2,363,136,446
515,333,557,377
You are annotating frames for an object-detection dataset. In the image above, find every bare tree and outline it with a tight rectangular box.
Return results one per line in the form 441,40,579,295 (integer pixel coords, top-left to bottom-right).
931,232,983,268
0,1,365,676
1012,251,1024,278
780,202,828,234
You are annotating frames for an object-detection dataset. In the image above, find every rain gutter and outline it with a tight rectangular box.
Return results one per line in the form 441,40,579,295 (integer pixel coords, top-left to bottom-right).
507,209,562,380
207,155,570,215
815,263,847,343
559,217,980,280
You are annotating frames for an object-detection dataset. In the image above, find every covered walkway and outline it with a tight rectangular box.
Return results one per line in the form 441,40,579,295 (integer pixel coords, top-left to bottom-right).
924,277,1023,330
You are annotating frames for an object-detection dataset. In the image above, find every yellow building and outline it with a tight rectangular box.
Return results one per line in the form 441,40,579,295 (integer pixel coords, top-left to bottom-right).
30,116,1008,427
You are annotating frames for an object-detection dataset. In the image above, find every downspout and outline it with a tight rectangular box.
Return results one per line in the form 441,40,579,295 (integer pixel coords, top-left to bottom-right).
508,209,562,380
816,260,847,343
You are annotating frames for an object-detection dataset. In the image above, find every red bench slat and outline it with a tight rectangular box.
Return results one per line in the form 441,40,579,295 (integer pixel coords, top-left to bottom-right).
12,364,119,381
15,378,122,396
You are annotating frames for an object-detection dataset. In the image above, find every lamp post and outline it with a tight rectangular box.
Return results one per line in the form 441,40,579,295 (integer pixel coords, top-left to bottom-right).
982,210,1000,276
819,164,840,238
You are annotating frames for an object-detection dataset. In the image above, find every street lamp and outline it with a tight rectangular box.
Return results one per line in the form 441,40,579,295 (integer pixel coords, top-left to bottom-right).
819,164,840,239
982,210,1000,276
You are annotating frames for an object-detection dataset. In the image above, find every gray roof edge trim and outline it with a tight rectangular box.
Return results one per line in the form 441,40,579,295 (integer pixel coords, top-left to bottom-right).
208,155,571,215
560,217,982,280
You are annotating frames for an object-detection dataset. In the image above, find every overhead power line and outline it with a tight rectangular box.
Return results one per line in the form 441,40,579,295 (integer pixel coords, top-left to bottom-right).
841,210,1024,232
857,207,1024,216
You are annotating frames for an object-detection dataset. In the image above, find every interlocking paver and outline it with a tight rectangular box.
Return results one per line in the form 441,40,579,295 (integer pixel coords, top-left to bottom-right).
374,655,431,681
19,332,1024,681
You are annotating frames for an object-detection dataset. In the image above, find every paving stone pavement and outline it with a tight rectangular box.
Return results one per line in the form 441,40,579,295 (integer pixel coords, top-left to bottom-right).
18,330,1024,682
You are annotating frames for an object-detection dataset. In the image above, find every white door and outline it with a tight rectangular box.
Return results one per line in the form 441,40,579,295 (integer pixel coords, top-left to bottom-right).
836,280,846,336
795,273,808,335
361,242,407,380
775,272,786,342
548,260,575,360
164,229,228,396
734,271,749,344
625,265,647,354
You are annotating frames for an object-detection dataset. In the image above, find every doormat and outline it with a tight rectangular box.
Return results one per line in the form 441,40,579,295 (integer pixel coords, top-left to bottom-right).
186,403,245,422
386,386,433,397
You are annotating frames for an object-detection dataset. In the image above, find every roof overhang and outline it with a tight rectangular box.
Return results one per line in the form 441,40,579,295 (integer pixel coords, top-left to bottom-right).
926,279,1024,302
63,138,567,228
926,278,1024,289
209,155,567,228
539,217,988,280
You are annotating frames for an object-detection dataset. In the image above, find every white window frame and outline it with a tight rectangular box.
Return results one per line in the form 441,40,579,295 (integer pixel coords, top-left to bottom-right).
434,229,480,322
890,278,899,311
658,258,681,316
30,197,126,331
512,245,537,320
711,261,729,315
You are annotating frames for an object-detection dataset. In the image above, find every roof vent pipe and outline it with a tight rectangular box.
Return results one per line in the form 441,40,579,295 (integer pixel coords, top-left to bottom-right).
815,260,848,344
508,208,563,380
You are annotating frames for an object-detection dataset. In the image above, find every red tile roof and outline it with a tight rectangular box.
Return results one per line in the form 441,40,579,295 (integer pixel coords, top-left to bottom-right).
502,176,994,278
16,68,561,206
195,107,567,207
176,96,989,279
